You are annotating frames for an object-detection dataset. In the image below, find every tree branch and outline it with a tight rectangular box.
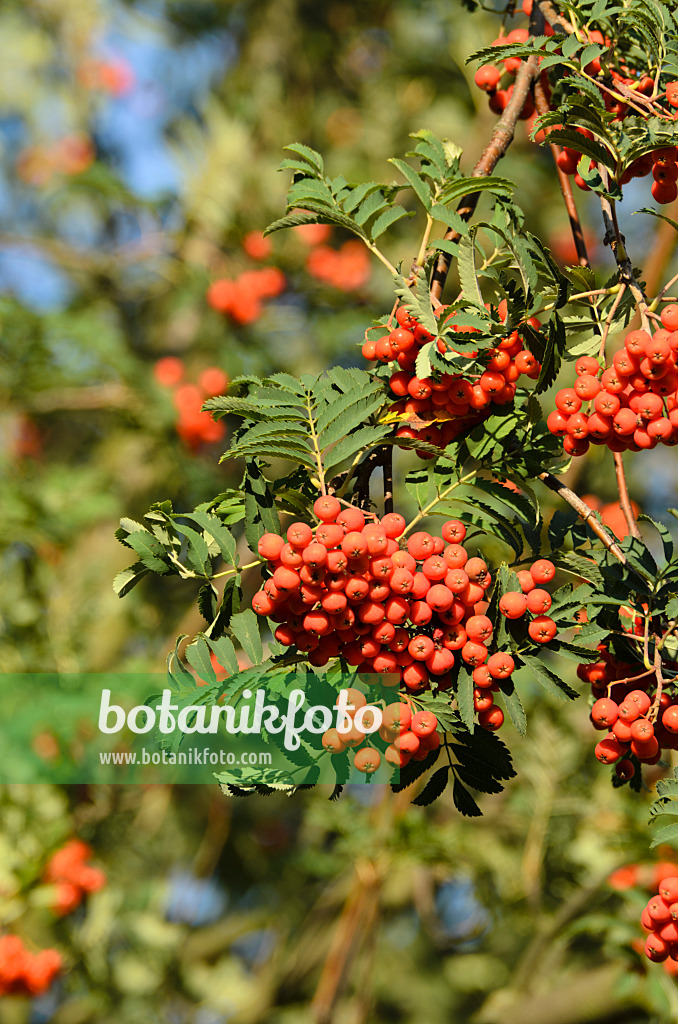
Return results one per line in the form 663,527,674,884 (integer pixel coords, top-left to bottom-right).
537,471,627,563
430,52,541,301
613,451,641,540
536,0,575,35
597,172,652,331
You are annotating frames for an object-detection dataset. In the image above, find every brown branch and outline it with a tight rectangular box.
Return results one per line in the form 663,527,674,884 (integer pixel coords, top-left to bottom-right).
598,283,626,360
606,666,656,691
536,0,575,34
649,646,665,724
533,78,590,268
613,451,641,540
355,449,381,511
354,446,394,514
382,446,393,514
537,471,627,563
310,860,382,1024
430,52,541,301
597,173,652,331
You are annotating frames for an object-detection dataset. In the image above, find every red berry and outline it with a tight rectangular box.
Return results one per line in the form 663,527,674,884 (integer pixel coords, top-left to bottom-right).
627,689,652,714
487,652,514,679
381,513,406,538
258,533,285,561
353,747,381,773
287,522,313,548
407,532,435,560
302,543,328,567
395,730,421,754
411,711,438,737
529,559,555,584
615,758,635,780
659,877,678,905
499,592,528,618
645,933,670,961
591,698,619,727
475,65,501,91
574,373,600,400
442,519,466,543
251,590,275,615
342,532,368,559
426,584,454,613
555,388,582,414
526,588,551,614
516,570,535,593
465,614,493,642
528,615,557,643
478,706,504,730
461,640,488,666
595,735,626,764
662,304,678,331
337,508,366,532
314,495,342,522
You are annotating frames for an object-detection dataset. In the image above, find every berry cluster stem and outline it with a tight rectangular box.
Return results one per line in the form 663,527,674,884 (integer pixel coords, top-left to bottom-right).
650,647,666,723
613,451,641,540
597,283,626,361
402,471,478,537
534,74,590,268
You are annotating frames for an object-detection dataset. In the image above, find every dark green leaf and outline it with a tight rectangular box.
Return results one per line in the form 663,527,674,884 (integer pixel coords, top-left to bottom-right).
452,777,482,817
413,766,450,806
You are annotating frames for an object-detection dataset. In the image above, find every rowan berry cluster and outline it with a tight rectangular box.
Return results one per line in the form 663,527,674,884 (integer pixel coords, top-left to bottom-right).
153,357,228,448
362,302,540,457
45,839,107,916
581,637,678,775
473,3,678,203
0,935,62,997
473,24,548,126
497,559,558,643
552,136,678,208
251,496,560,731
207,266,286,325
641,874,678,964
321,691,440,772
306,238,371,292
16,134,95,186
547,306,678,456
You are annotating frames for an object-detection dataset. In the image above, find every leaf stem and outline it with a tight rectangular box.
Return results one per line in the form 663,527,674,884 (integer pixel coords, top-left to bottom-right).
211,558,262,580
402,470,477,537
364,240,399,277
653,269,678,309
415,214,435,268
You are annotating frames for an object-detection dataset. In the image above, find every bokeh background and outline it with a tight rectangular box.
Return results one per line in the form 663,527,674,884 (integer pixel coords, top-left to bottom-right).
3,0,678,1021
